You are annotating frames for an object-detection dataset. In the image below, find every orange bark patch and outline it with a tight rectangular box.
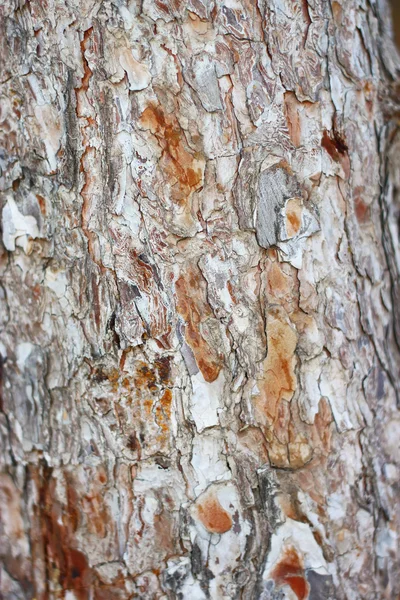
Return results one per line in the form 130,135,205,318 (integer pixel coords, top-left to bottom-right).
257,307,297,423
354,195,370,224
284,92,301,147
285,198,303,238
252,306,299,469
284,92,314,148
321,129,350,178
196,493,232,534
264,252,299,315
139,104,204,205
36,194,46,215
331,0,342,22
75,28,93,115
266,262,292,297
271,546,309,600
313,397,333,453
187,11,209,34
34,465,93,599
175,264,223,382
321,129,348,162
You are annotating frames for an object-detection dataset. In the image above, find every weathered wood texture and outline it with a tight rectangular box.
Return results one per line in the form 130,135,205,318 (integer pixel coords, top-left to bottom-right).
1,0,400,598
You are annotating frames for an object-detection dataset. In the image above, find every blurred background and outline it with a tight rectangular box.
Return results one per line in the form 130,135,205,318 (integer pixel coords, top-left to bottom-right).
389,0,400,48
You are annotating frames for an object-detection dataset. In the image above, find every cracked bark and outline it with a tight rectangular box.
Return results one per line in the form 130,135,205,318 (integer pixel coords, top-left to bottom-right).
0,0,400,598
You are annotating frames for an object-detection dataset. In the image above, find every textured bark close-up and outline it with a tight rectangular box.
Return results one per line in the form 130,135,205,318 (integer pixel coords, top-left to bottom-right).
1,0,400,598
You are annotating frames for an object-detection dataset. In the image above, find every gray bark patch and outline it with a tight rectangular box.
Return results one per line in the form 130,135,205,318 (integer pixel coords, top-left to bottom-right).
306,570,336,599
255,165,300,249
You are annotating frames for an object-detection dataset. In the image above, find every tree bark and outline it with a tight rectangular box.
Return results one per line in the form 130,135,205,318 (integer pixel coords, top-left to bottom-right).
1,0,400,598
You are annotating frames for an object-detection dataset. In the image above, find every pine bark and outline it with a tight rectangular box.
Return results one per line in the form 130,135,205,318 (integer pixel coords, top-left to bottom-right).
1,0,400,598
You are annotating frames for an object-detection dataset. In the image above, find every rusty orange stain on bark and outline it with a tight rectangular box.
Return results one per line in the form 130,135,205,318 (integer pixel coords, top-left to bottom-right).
175,265,223,382
139,103,204,205
122,377,130,389
143,397,153,414
155,389,173,435
160,388,172,416
82,492,109,538
80,29,93,90
251,306,299,469
107,368,120,392
134,362,158,391
271,546,309,600
279,494,308,523
196,493,232,534
92,366,120,392
153,509,179,560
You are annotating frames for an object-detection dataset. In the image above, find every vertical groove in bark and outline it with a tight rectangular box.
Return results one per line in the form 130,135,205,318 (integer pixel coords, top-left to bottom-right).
0,0,399,598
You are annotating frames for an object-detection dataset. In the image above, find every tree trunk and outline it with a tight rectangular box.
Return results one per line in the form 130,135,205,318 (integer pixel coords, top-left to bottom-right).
1,0,400,598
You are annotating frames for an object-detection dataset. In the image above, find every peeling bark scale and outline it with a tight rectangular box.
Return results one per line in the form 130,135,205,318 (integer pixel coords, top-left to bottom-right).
0,0,400,598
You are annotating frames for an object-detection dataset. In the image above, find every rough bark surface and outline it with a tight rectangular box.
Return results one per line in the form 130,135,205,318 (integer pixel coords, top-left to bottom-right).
1,0,400,598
